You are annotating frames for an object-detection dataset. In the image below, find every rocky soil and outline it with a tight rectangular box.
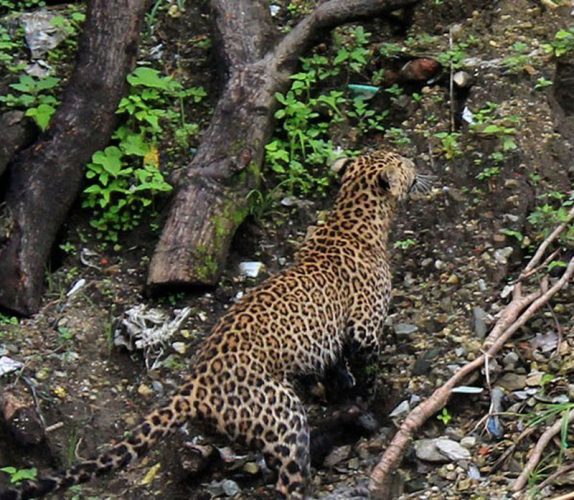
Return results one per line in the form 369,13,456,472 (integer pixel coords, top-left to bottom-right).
1,0,573,499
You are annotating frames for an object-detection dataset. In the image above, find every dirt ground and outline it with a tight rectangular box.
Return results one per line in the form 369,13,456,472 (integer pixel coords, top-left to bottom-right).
1,0,573,499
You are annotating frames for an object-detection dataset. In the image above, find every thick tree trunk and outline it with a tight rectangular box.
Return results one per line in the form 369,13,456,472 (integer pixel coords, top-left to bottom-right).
148,0,420,287
0,0,148,315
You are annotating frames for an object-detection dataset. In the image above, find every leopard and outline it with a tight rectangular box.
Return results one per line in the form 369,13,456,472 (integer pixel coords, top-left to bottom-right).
0,149,431,500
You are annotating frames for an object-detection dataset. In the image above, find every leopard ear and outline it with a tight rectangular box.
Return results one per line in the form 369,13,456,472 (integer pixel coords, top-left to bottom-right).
378,169,400,196
330,157,352,178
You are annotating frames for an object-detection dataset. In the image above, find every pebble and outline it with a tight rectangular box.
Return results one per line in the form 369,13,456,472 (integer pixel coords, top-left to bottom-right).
324,445,352,468
436,439,472,461
453,71,472,88
172,341,187,354
394,323,418,337
221,479,241,497
242,462,259,475
496,373,527,391
494,247,513,265
137,383,154,398
389,400,410,418
472,306,489,338
460,436,477,449
502,351,519,370
526,371,544,386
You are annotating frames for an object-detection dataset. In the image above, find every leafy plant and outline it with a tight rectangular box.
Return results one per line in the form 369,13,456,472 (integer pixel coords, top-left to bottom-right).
0,75,60,130
543,27,574,58
437,408,453,425
435,131,462,160
528,192,574,245
476,166,500,181
394,238,417,250
534,77,552,90
0,467,37,484
502,41,531,74
83,67,205,241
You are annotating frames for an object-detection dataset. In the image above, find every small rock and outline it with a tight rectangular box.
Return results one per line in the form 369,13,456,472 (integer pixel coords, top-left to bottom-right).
496,373,526,392
394,323,418,337
446,274,460,285
221,479,241,497
347,457,360,470
526,371,544,386
324,445,352,468
453,71,472,88
502,351,519,370
460,436,477,449
389,400,410,418
436,439,471,461
172,341,187,354
494,247,513,265
242,462,259,475
137,384,154,398
0,356,23,377
472,306,489,338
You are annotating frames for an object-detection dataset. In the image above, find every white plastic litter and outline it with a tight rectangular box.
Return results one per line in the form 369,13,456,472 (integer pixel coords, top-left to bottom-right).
114,305,192,352
0,356,23,377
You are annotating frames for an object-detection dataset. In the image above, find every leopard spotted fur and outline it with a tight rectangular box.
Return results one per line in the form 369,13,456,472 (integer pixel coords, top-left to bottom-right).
1,150,425,500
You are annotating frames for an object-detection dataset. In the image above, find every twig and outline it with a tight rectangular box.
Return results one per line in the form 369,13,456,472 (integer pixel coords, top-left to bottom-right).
45,421,64,433
538,463,574,490
448,26,455,132
520,206,574,277
489,426,537,472
369,244,574,499
538,462,574,491
513,409,574,492
547,302,565,359
549,492,574,500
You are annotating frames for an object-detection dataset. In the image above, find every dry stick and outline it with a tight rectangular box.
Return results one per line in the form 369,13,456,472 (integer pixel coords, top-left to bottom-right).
549,491,574,500
521,206,574,277
369,255,574,499
513,409,574,492
538,462,574,492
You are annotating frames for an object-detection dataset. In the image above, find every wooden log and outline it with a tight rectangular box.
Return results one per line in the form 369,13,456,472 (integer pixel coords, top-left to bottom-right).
0,0,149,315
147,0,421,287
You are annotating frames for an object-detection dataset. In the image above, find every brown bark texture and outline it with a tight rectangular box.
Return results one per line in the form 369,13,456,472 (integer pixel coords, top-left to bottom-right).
147,0,420,288
0,0,148,315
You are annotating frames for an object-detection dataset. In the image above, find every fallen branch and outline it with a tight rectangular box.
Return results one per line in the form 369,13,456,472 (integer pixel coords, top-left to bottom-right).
513,409,574,492
369,213,574,499
537,462,574,492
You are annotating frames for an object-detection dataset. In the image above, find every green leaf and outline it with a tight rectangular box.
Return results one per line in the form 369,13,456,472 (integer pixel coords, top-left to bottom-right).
127,67,172,90
26,104,56,130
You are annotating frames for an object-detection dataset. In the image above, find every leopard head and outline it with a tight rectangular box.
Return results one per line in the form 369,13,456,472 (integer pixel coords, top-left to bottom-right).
332,150,431,202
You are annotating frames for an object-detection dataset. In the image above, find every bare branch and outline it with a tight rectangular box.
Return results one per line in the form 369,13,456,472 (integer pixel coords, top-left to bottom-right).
521,205,574,276
369,253,574,499
513,409,574,492
273,0,420,72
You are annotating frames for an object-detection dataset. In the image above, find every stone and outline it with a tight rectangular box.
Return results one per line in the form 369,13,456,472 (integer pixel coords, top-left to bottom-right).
435,439,472,461
414,438,469,463
460,436,477,449
496,373,526,392
472,306,489,338
394,323,418,337
453,71,472,88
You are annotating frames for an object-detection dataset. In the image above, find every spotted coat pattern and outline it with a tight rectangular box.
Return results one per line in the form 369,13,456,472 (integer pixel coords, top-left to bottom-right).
1,150,419,500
